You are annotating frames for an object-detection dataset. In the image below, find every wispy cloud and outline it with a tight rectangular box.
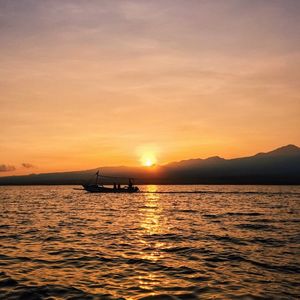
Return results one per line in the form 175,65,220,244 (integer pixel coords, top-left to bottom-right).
0,0,299,169
21,163,35,169
0,164,16,172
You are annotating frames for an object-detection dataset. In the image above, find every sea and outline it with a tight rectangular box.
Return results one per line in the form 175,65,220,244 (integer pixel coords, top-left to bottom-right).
0,185,299,300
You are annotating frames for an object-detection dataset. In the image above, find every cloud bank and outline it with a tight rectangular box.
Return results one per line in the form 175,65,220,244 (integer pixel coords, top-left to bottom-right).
0,164,16,172
22,163,35,169
0,0,299,171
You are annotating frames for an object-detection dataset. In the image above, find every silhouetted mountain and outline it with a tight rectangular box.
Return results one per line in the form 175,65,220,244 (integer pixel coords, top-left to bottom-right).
0,145,299,185
255,144,300,157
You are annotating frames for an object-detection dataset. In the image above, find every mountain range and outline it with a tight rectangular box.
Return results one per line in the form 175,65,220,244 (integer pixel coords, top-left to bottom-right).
0,145,300,185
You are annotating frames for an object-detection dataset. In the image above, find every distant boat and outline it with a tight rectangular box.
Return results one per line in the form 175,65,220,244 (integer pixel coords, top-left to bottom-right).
82,171,139,193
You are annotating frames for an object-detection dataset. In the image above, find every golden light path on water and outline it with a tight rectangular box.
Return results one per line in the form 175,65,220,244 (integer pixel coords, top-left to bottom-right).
138,185,164,297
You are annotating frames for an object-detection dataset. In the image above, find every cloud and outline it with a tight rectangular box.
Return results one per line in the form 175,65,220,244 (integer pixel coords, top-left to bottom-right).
22,163,35,169
0,164,16,172
0,0,299,167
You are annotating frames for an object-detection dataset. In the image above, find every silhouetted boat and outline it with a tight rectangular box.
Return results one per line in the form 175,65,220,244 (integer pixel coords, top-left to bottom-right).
82,171,139,193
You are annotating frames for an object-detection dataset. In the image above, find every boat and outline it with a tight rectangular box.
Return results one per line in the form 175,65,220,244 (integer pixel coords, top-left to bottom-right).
82,171,139,193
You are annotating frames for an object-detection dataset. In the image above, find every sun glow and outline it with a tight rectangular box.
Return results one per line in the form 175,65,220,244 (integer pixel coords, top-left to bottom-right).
141,153,157,167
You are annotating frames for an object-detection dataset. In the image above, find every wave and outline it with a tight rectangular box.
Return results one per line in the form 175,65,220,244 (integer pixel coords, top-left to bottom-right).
0,272,114,300
141,191,300,196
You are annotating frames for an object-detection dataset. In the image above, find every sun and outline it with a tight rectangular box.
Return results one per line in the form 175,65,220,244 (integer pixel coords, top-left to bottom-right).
141,153,157,167
143,158,155,167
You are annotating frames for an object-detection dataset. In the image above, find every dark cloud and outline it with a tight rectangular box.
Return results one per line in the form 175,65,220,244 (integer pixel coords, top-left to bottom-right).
0,164,16,172
22,163,35,169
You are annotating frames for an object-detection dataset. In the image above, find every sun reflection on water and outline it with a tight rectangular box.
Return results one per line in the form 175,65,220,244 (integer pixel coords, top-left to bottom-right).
139,185,162,235
138,185,165,295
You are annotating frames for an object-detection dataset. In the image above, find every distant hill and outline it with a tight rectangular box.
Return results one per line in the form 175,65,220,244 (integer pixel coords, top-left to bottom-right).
0,145,300,185
161,144,300,184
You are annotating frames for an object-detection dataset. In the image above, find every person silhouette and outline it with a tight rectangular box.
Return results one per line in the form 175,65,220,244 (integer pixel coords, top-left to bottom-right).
128,179,133,189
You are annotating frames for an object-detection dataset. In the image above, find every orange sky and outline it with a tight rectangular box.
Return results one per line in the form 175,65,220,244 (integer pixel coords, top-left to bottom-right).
0,0,300,176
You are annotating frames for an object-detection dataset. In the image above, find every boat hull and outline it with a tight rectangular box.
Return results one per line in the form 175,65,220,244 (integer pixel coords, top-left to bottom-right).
83,185,139,193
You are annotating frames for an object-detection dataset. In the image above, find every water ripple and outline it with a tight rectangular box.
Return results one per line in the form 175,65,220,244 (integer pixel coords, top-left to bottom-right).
0,185,299,299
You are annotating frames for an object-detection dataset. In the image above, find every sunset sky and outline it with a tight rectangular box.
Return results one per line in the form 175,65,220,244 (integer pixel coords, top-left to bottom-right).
1,0,299,175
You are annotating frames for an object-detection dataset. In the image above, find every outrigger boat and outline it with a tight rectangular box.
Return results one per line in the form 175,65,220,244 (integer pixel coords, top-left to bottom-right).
82,171,139,193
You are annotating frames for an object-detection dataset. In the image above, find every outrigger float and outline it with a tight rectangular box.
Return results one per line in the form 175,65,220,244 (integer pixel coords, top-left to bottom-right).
82,171,139,193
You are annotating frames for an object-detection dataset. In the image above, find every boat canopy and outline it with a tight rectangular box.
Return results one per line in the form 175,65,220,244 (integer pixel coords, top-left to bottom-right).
85,171,136,185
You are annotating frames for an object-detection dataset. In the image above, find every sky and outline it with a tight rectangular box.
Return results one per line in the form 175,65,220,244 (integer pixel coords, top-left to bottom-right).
0,0,300,175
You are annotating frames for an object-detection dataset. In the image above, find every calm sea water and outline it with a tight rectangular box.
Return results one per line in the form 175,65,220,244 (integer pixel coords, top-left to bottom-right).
0,185,299,299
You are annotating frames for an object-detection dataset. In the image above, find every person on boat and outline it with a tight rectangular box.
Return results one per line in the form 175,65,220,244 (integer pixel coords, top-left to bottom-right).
113,183,117,190
117,183,121,190
128,179,133,190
